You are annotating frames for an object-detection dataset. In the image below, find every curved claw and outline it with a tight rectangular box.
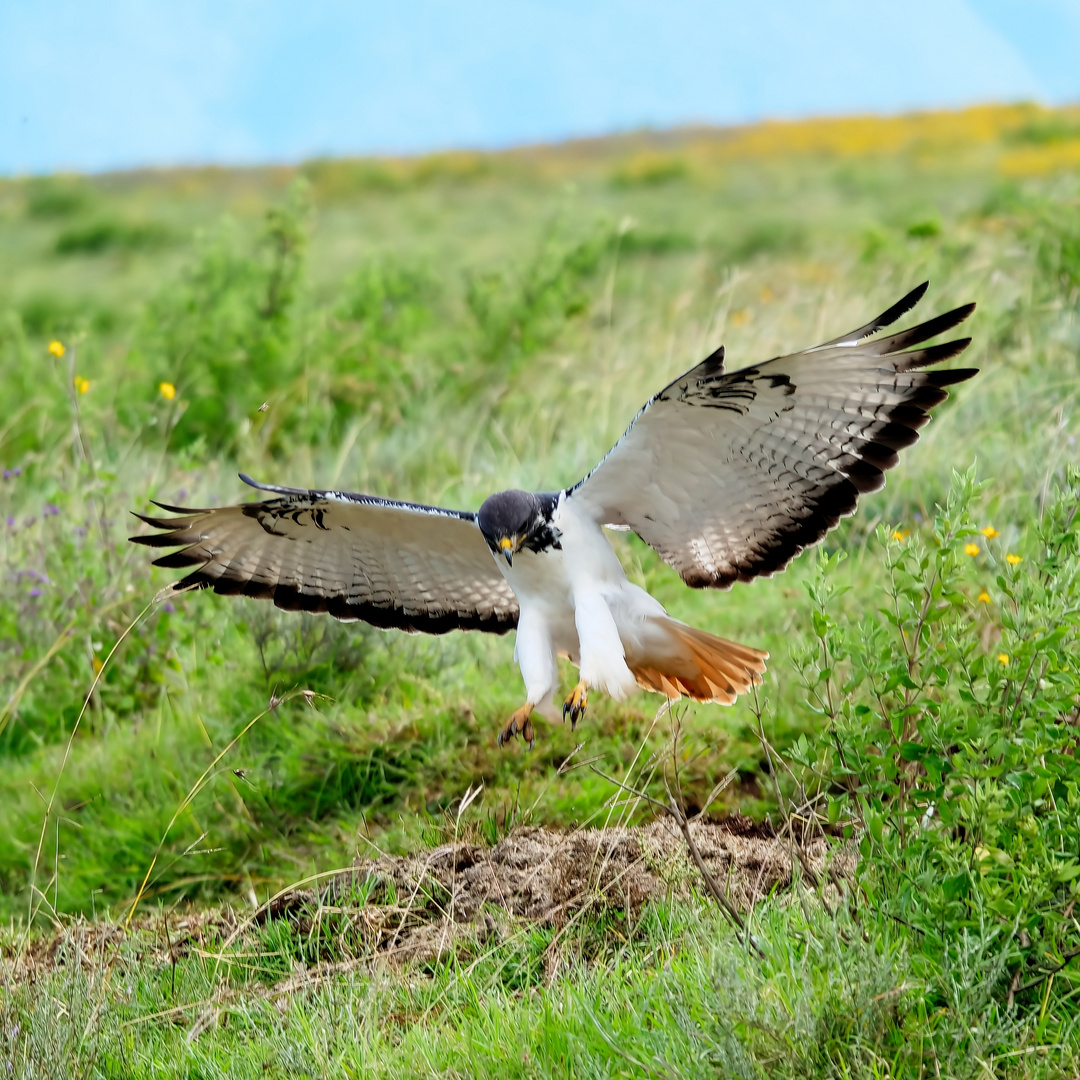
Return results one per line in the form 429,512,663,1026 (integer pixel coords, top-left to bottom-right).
562,681,588,731
498,703,536,749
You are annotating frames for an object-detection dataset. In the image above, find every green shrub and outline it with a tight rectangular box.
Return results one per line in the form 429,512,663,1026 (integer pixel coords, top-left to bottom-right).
54,218,173,255
17,292,117,337
727,218,808,262
464,227,610,368
23,176,94,219
309,258,437,433
619,225,696,256
907,218,942,239
135,182,309,453
794,466,1080,1003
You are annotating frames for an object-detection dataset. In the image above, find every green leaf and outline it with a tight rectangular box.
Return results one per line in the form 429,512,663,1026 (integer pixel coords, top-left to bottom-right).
942,872,971,901
899,741,926,761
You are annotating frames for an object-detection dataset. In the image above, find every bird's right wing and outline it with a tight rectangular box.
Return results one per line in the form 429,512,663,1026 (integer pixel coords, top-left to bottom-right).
568,283,977,589
130,476,518,634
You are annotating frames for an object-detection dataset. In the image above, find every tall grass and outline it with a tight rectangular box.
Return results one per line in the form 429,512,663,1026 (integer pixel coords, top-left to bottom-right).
6,894,1072,1079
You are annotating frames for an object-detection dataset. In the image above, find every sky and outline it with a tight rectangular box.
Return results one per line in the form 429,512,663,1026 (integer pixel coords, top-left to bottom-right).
1,0,1079,175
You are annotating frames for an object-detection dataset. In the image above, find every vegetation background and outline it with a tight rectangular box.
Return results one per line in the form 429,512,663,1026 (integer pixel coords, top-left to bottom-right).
3,102,1080,1076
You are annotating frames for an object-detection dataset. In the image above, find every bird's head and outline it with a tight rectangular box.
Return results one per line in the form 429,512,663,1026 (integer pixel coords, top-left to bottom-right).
477,489,546,567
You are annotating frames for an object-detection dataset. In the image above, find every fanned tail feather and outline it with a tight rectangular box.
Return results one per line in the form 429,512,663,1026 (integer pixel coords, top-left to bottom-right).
626,618,768,705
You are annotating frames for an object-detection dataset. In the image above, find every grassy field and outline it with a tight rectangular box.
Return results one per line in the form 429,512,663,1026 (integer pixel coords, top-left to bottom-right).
3,102,1080,1076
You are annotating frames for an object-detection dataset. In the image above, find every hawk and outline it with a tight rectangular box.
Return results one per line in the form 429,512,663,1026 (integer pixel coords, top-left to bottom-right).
132,282,976,749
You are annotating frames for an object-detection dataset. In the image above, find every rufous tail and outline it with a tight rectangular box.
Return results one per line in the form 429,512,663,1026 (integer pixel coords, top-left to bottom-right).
627,618,768,705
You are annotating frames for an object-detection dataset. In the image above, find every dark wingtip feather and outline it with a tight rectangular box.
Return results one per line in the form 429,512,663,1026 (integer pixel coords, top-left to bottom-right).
699,344,726,377
239,473,309,497
151,549,206,569
947,301,977,324
845,459,887,493
131,509,187,529
812,282,931,349
174,573,212,593
130,532,185,548
866,281,929,337
869,303,977,356
150,500,207,515
130,508,199,544
897,337,973,370
929,366,979,387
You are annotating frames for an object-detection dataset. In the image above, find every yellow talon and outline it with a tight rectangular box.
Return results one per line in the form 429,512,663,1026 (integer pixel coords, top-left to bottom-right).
497,702,535,750
562,681,588,730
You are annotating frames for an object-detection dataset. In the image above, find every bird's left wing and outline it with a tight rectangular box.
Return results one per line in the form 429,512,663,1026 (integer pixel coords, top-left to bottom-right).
130,476,518,634
567,283,977,589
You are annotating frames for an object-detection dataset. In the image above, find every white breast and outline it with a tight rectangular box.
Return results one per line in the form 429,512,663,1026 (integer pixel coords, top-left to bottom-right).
497,532,578,660
494,494,669,706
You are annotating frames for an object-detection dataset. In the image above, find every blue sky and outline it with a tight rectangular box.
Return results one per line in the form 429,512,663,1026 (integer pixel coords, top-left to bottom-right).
2,0,1079,175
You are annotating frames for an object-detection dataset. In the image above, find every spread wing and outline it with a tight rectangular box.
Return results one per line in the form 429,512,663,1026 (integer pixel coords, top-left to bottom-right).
568,282,978,589
130,476,518,634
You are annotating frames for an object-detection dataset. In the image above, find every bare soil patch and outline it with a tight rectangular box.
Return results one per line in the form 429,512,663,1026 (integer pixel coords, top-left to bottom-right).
4,818,852,982
324,816,853,963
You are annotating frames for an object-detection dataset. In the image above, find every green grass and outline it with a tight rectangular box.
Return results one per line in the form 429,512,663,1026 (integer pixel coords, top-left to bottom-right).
3,105,1080,1075
3,895,1073,1078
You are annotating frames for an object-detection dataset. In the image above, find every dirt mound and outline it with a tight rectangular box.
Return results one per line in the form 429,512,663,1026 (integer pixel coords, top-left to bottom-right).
325,817,852,962
3,818,852,981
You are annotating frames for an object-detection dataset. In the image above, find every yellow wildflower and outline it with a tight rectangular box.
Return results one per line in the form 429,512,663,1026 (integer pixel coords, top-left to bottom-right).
892,528,910,541
964,543,980,556
730,309,750,327
981,526,1000,538
73,376,90,395
91,656,104,675
977,590,991,603
48,340,65,358
159,381,177,401
998,653,1010,666
1006,553,1022,566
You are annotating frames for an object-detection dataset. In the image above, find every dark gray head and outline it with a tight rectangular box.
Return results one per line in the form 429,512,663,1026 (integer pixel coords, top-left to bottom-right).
477,489,553,566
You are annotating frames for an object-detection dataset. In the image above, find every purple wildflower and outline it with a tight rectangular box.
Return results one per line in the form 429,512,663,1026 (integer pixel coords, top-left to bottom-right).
162,601,176,614
44,503,60,517
4,517,13,528
3,466,21,480
28,588,42,598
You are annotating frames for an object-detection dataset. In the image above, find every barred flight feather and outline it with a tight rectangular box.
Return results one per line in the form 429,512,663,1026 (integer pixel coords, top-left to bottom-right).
570,282,977,589
131,485,519,635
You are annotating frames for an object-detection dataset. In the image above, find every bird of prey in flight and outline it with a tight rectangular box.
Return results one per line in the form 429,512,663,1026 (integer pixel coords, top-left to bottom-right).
132,282,976,749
